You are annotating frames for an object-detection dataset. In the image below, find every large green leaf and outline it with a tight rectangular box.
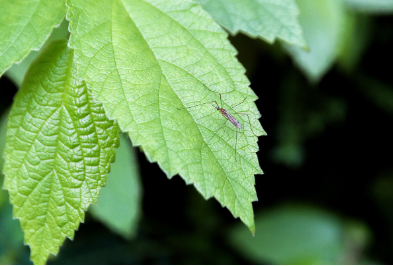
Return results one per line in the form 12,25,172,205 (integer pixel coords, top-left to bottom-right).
284,0,346,83
0,0,66,76
90,134,142,239
196,0,307,48
67,0,265,233
3,40,120,264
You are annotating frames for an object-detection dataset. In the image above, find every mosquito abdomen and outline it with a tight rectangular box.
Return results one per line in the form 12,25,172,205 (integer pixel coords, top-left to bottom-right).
220,109,242,129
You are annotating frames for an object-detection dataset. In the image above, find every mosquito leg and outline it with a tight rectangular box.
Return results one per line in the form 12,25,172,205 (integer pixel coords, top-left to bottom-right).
235,128,238,162
230,97,247,109
202,119,227,149
177,100,215,110
235,112,259,137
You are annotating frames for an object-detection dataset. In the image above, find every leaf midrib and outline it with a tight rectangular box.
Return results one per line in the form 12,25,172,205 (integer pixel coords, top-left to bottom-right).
121,0,255,207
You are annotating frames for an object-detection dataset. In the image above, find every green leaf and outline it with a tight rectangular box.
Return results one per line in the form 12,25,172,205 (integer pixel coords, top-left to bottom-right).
5,19,70,87
0,110,9,209
343,0,393,14
229,204,345,264
67,0,265,233
196,0,308,49
0,202,26,265
89,134,142,239
337,13,371,73
284,0,347,83
0,0,67,76
3,40,120,264
0,110,8,174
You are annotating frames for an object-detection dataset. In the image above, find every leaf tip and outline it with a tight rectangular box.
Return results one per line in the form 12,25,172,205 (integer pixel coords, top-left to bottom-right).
249,221,256,236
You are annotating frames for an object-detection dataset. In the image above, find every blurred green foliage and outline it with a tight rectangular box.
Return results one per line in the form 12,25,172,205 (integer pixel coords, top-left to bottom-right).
272,72,347,167
344,0,393,14
89,134,142,240
285,0,346,83
229,204,370,264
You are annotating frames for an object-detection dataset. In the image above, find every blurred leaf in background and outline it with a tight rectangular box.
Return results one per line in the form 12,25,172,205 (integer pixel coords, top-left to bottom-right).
284,0,347,83
229,203,371,264
343,0,393,14
337,13,371,73
272,73,346,167
283,0,393,83
196,0,308,48
356,76,393,116
372,172,393,227
89,134,142,240
0,202,29,264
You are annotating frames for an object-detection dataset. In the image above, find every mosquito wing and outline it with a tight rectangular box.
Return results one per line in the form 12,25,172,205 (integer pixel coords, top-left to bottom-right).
220,109,242,129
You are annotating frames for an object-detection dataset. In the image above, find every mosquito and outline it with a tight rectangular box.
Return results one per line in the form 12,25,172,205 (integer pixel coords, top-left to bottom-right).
180,92,257,161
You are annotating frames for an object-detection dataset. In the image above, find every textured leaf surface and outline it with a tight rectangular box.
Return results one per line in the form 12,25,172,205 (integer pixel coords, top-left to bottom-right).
67,0,265,232
0,0,66,76
197,0,307,48
90,134,142,239
5,19,70,87
3,40,120,264
284,0,346,83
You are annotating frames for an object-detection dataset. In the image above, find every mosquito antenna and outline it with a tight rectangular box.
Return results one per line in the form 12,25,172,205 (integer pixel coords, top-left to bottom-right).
211,101,220,110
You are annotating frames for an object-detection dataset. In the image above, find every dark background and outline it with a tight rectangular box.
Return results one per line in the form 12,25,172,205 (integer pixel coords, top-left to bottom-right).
0,12,392,266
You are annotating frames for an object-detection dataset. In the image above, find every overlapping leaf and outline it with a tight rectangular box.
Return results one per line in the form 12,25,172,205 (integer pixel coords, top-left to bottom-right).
3,40,120,264
284,0,346,83
0,0,66,76
197,0,307,48
67,0,265,232
5,19,70,87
